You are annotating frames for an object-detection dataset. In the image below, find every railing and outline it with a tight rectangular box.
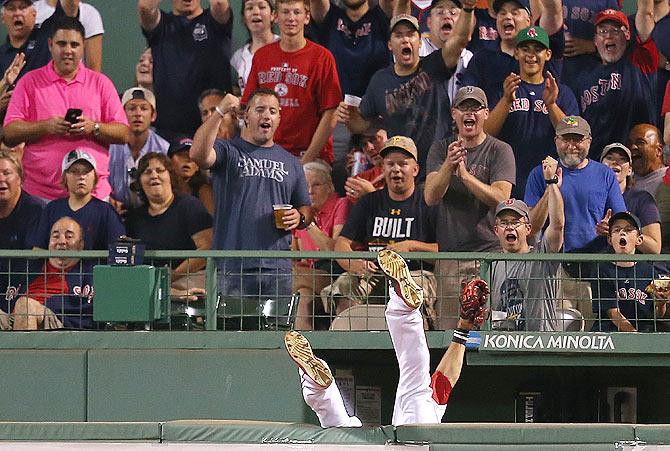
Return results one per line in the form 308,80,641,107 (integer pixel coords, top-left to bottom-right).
0,250,668,332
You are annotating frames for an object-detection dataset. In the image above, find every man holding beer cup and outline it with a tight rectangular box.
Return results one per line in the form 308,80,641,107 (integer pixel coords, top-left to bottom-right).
191,87,311,329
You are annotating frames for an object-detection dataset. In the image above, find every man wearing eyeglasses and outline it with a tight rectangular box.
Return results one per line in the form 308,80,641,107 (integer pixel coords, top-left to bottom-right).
424,85,515,329
524,115,626,326
490,191,563,331
566,2,659,160
525,116,625,252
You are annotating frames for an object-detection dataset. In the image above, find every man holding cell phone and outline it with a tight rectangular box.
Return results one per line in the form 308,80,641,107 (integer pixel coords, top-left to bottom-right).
3,16,128,202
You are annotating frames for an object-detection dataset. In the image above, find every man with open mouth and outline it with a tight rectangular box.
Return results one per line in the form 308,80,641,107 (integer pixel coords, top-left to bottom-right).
424,85,515,329
565,2,660,161
336,3,474,180
396,0,473,107
490,189,564,331
191,88,312,330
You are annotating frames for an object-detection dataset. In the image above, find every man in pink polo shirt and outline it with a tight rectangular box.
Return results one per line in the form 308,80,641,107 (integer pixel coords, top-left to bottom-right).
3,16,128,201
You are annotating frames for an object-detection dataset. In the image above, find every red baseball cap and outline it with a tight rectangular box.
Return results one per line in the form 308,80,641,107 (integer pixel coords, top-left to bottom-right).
594,9,630,30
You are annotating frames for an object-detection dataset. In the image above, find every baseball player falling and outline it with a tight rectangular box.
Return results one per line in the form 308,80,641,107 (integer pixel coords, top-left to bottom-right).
284,249,489,426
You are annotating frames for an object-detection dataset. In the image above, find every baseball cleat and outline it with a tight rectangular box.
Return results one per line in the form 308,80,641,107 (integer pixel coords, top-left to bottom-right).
377,249,423,309
284,331,333,388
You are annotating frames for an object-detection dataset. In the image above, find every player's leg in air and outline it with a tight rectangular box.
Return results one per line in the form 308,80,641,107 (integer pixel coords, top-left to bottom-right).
285,250,488,428
377,249,488,425
284,330,362,428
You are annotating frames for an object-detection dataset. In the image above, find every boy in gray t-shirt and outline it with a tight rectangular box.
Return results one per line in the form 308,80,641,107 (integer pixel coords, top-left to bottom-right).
489,158,564,331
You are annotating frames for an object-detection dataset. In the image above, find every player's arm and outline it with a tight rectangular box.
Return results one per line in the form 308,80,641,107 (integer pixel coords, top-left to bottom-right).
538,0,563,36
460,170,512,208
302,109,336,164
138,0,162,31
309,0,330,24
435,318,472,390
191,94,239,169
664,112,670,147
441,0,475,69
606,307,636,332
635,0,655,43
211,0,232,25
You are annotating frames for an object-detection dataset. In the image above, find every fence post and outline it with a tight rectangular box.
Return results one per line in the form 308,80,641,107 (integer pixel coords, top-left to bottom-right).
206,257,217,331
479,258,492,331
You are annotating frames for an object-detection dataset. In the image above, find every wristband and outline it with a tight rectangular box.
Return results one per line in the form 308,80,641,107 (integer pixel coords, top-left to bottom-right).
463,7,474,12
545,175,559,185
215,106,227,118
452,328,469,345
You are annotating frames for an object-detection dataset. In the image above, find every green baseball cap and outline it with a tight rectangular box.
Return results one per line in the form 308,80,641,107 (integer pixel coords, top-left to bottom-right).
516,26,550,49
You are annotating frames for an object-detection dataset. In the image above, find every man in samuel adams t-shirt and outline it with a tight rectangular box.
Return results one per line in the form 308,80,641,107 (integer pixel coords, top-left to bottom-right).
191,88,311,327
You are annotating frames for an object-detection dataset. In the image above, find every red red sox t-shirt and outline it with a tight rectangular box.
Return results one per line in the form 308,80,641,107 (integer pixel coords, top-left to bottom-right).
243,40,342,163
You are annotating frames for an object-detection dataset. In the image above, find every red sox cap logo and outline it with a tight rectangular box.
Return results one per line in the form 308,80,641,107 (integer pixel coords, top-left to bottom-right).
73,285,95,303
504,199,515,206
465,86,474,93
527,27,538,37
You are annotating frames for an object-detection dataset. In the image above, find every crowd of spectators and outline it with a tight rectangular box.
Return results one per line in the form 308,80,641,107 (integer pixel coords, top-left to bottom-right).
0,0,669,331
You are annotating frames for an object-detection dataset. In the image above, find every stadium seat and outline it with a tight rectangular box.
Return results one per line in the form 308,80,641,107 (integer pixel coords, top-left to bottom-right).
329,305,388,331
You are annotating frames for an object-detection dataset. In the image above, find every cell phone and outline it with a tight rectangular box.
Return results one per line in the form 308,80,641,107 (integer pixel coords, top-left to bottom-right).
65,108,82,124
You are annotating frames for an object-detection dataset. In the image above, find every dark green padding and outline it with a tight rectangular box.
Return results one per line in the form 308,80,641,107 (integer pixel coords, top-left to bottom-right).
635,425,670,444
395,423,636,444
0,422,161,441
162,420,395,444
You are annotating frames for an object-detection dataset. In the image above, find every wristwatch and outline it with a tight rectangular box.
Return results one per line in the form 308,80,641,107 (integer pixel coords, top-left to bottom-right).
93,122,101,137
545,175,559,184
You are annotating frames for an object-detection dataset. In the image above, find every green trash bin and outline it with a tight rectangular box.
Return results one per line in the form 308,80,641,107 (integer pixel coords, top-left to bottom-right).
93,265,169,322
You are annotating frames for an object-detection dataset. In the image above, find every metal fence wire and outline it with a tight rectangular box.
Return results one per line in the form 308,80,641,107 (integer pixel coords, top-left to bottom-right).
0,250,668,332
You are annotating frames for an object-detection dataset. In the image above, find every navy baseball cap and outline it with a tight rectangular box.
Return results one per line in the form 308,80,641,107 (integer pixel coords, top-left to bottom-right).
608,211,642,231
493,0,530,14
168,137,193,157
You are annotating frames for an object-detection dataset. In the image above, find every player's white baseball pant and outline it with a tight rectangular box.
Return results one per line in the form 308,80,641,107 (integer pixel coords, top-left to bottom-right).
299,364,362,428
386,286,447,426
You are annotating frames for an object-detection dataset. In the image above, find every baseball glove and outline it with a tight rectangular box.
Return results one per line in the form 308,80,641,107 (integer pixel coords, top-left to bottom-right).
460,278,490,327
